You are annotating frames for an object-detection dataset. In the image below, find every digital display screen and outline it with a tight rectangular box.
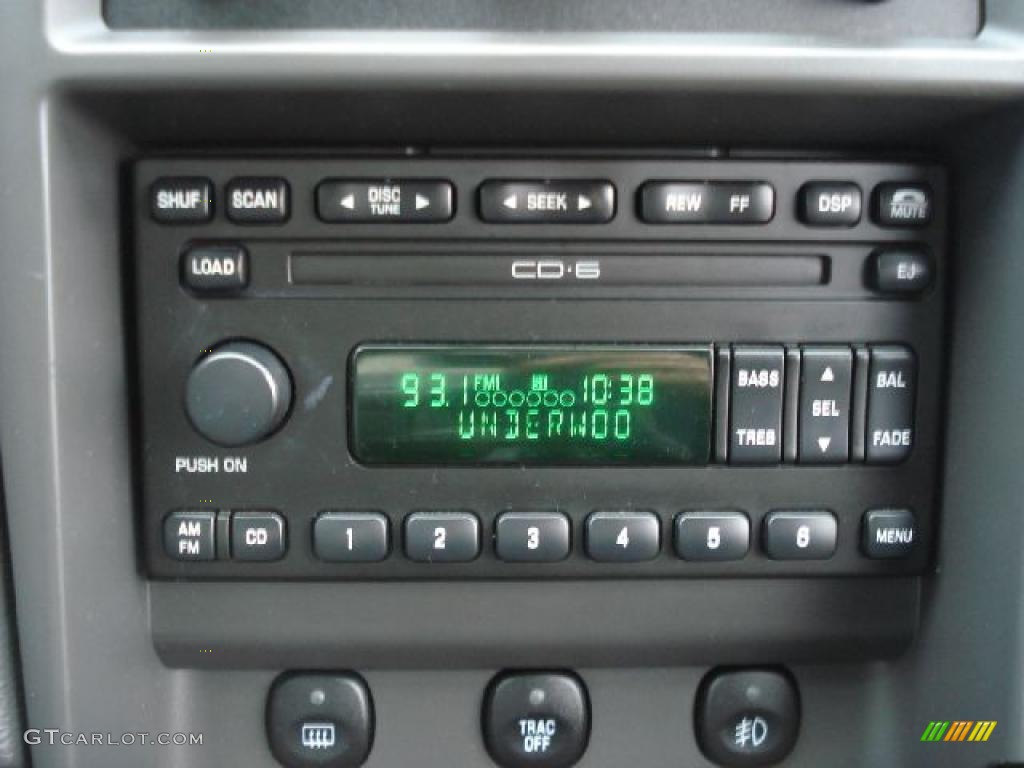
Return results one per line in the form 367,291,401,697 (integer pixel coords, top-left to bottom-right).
349,345,713,465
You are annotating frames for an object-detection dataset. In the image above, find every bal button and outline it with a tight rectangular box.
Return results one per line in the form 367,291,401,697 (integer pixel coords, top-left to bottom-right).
483,672,590,768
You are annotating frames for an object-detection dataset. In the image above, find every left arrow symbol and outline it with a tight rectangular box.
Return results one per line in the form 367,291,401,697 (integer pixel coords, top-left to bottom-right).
340,194,355,210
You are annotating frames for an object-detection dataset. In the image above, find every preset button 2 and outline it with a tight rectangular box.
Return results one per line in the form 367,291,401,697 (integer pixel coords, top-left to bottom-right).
404,511,480,563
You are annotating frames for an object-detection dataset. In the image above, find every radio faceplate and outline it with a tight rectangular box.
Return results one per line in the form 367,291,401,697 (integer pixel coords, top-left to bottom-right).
133,156,946,580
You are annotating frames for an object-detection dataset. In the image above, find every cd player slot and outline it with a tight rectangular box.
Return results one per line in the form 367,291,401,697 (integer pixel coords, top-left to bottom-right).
288,252,828,288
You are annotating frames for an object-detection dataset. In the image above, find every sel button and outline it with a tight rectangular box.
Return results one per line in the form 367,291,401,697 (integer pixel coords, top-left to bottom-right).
798,347,852,464
180,245,248,294
231,510,286,561
483,672,590,768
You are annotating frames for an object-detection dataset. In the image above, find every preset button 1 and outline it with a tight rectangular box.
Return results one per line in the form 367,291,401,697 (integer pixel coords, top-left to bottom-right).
479,180,615,223
314,512,389,563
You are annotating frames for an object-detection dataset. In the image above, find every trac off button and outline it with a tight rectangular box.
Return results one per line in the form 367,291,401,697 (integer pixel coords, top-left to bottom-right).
483,672,590,768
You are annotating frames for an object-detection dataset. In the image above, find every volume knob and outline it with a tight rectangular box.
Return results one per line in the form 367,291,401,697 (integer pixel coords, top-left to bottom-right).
185,341,292,447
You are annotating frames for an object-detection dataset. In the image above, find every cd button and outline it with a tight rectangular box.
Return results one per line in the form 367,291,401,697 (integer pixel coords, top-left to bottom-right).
585,511,659,562
317,179,453,223
479,180,614,223
675,511,750,561
496,512,571,563
404,511,480,563
231,510,286,562
314,512,390,563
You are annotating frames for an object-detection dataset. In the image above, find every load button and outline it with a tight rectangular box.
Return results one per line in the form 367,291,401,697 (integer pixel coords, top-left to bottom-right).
181,245,248,294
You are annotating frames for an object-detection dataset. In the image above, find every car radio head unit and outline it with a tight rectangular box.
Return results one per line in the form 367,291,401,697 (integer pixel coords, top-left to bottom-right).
133,155,945,581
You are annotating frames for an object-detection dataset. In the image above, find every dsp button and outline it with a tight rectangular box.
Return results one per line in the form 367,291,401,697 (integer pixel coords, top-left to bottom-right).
317,179,453,223
231,510,286,561
799,181,861,226
226,177,289,223
730,347,785,464
483,672,590,768
866,346,917,463
798,347,852,464
266,672,374,768
150,177,213,223
479,180,614,224
871,248,933,295
696,668,800,767
640,182,774,224
180,245,248,294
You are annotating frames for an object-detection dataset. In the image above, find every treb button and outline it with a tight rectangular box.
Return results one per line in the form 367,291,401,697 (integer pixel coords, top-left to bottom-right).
640,181,774,224
317,179,454,223
479,180,614,224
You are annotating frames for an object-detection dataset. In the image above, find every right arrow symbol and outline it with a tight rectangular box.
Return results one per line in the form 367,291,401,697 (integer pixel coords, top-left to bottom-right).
821,367,835,383
415,193,430,210
818,436,832,452
578,194,592,211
